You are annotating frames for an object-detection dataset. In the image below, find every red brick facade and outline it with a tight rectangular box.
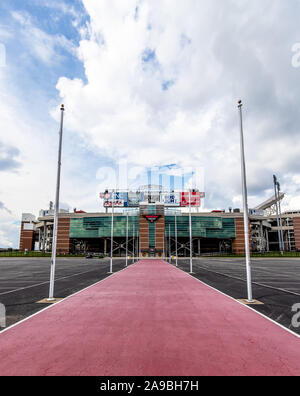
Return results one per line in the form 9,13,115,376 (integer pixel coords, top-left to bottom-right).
56,218,71,254
232,217,252,255
139,205,165,257
19,223,35,251
293,217,300,251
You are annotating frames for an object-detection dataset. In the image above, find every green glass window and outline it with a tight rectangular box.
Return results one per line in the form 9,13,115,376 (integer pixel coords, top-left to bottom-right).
165,216,236,239
70,216,139,239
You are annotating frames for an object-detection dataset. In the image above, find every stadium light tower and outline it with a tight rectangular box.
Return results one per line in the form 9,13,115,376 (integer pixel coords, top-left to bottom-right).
277,181,285,252
48,104,65,301
238,100,253,303
273,175,284,253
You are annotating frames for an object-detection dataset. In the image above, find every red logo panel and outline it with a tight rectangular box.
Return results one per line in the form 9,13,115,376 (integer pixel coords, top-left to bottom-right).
180,192,202,207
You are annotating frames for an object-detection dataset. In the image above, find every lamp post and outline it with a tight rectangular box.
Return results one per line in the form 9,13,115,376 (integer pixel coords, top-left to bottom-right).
238,100,253,303
48,104,65,301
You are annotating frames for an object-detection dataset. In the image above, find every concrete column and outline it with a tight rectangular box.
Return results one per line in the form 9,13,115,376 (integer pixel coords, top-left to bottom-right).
38,229,42,251
43,222,47,252
266,229,270,252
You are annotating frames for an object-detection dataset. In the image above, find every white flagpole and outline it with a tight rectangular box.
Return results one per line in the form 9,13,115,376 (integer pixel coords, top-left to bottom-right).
175,211,178,267
189,189,193,274
126,212,128,267
48,104,65,301
109,190,115,274
133,223,135,263
169,224,171,263
238,100,253,303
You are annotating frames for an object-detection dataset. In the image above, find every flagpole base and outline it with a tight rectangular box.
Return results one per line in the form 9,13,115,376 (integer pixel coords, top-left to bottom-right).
237,299,264,306
37,298,63,304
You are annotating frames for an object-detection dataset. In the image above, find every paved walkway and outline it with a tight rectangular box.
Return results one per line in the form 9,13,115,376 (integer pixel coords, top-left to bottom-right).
0,260,299,376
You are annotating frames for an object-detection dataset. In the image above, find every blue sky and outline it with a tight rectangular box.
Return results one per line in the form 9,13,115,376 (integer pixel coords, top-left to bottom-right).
0,0,188,247
0,0,100,247
1,0,300,247
0,1,88,120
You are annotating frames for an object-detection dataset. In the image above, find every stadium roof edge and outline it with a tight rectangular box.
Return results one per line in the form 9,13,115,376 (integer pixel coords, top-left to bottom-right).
254,193,285,211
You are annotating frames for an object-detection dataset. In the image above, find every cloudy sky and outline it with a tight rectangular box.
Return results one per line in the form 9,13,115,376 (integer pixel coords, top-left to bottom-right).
1,0,300,248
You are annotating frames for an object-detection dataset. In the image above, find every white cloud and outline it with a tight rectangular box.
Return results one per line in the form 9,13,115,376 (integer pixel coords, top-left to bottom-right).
55,0,226,169
3,0,300,246
0,75,61,247
11,11,76,64
0,229,14,248
0,206,19,248
55,0,300,209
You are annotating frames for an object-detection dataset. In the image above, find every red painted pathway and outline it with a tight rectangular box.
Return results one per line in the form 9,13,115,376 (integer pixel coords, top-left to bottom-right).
0,260,300,376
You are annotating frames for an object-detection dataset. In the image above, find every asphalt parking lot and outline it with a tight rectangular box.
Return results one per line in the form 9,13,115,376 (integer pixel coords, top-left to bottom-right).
0,257,128,330
177,258,300,335
1,257,300,336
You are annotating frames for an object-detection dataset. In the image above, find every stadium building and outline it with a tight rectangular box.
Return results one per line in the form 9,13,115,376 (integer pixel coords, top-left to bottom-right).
19,186,300,256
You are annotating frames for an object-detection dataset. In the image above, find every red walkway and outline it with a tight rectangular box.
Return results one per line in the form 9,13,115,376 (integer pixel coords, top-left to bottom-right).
0,260,300,376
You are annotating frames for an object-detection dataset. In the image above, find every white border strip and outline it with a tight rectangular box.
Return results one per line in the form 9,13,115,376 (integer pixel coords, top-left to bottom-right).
170,261,300,339
0,264,131,336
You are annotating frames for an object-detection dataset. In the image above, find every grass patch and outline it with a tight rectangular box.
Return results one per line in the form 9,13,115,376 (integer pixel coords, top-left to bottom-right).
0,251,86,258
201,251,300,258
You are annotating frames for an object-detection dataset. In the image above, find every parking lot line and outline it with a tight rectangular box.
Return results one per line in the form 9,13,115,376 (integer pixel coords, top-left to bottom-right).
0,267,107,296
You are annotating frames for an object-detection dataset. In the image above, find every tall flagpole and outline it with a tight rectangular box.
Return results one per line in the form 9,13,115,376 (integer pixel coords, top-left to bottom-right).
48,104,65,301
133,223,135,263
238,100,253,303
109,189,115,274
126,212,128,267
189,189,193,274
175,211,178,267
169,224,171,263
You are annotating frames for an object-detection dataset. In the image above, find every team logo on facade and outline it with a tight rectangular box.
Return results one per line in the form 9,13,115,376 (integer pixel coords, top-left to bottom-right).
144,215,161,223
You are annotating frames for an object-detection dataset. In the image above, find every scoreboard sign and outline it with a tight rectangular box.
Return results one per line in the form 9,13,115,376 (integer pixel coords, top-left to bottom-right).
104,201,125,208
180,192,205,207
127,192,143,207
101,191,205,207
102,192,144,208
103,192,128,208
161,192,181,206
